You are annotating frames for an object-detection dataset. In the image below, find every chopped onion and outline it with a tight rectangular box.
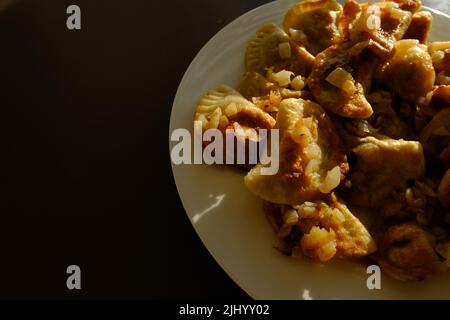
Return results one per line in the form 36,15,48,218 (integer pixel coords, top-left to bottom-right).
304,143,322,160
289,28,307,43
268,69,294,87
225,102,238,117
279,42,292,59
298,204,317,218
283,209,299,225
319,166,342,194
305,159,320,176
291,76,306,91
342,79,356,96
326,67,354,90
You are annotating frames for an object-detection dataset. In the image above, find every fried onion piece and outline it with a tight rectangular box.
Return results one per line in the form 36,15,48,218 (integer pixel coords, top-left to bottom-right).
346,136,426,208
403,11,432,44
372,223,448,281
380,39,435,103
307,43,374,119
283,0,343,55
419,108,450,167
245,98,349,206
245,23,314,76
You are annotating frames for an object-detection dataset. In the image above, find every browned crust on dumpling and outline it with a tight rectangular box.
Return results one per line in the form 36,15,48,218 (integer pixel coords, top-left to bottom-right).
371,223,447,281
307,44,374,119
283,0,342,56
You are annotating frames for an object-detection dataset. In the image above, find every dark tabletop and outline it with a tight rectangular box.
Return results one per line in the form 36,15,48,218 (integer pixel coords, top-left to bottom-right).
0,0,273,299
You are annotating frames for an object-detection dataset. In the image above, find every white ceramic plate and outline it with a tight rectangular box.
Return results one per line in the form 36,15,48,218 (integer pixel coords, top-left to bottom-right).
170,0,450,300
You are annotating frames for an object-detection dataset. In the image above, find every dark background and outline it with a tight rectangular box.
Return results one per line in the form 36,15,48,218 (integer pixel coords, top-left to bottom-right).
0,0,271,299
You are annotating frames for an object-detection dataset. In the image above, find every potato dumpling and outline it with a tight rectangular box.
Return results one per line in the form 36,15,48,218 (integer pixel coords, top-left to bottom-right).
419,108,450,167
264,193,376,261
339,0,412,59
372,223,448,281
245,23,314,76
195,85,275,131
283,0,343,56
346,136,425,208
244,98,349,206
307,43,374,119
404,11,433,44
194,85,276,170
381,39,435,103
339,1,414,58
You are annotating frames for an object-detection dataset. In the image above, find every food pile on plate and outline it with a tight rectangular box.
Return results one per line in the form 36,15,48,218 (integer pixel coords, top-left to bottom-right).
192,0,450,281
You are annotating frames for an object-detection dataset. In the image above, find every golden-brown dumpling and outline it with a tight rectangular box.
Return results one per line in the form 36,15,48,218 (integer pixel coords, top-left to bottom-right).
245,24,314,76
195,85,275,130
419,108,450,167
404,11,432,44
194,85,276,170
283,0,343,55
346,136,425,208
264,193,376,261
340,0,412,59
307,43,374,119
380,39,435,103
372,223,448,281
244,98,349,206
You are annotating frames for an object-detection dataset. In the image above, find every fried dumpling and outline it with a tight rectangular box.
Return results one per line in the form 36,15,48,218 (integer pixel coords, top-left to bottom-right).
420,108,450,168
372,223,448,281
244,98,349,206
195,85,275,130
346,136,425,208
264,193,376,261
283,0,343,56
339,0,412,59
380,39,435,103
307,43,374,119
194,85,276,170
404,11,432,44
245,24,314,76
